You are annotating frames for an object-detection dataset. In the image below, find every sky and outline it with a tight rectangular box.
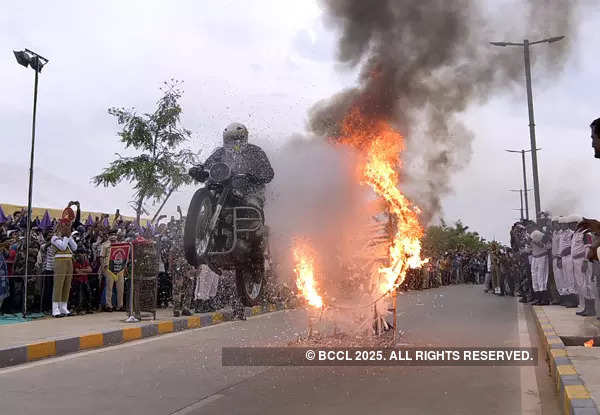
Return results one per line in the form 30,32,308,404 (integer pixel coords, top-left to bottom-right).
1,0,599,244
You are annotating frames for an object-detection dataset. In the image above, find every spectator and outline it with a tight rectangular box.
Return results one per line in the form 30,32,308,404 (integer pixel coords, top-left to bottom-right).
194,265,220,312
72,248,93,314
40,232,56,315
102,230,124,312
0,237,9,310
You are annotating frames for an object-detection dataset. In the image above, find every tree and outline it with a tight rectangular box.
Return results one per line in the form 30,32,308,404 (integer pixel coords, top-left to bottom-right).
422,220,487,257
93,79,198,223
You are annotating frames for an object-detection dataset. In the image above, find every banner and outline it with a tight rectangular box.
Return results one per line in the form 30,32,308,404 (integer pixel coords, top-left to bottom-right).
107,243,130,281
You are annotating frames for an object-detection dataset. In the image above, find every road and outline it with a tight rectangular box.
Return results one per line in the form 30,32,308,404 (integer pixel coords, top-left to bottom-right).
0,285,560,415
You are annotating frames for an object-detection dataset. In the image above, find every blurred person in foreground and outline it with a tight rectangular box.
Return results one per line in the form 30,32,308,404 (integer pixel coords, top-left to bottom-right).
573,118,600,317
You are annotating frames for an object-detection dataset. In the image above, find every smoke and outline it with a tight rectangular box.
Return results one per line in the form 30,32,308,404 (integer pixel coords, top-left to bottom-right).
544,189,581,217
265,136,372,288
308,0,580,221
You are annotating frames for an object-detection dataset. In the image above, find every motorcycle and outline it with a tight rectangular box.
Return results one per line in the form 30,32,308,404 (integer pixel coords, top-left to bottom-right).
184,162,269,306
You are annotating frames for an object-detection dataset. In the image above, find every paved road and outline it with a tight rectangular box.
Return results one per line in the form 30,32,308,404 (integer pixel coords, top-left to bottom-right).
0,285,560,415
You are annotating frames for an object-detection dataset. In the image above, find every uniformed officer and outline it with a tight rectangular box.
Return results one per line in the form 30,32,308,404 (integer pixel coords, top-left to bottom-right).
169,224,194,317
558,216,579,308
571,216,596,316
530,229,550,305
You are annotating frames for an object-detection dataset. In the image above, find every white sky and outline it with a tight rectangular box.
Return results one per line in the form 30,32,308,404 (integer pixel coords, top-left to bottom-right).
1,1,598,243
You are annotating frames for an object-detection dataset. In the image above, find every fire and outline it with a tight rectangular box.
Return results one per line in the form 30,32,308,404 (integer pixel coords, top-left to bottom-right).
292,106,426,308
338,107,427,294
584,339,594,348
293,240,323,308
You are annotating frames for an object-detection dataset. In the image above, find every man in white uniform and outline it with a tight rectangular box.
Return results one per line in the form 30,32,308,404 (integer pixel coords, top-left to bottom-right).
571,216,596,316
558,216,579,308
194,265,220,312
551,217,567,304
530,230,550,305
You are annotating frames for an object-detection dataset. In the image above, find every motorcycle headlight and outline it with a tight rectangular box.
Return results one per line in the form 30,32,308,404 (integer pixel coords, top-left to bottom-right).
209,163,231,182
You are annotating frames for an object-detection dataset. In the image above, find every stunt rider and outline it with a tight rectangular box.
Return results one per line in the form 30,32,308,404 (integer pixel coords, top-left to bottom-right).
189,122,274,208
188,123,274,320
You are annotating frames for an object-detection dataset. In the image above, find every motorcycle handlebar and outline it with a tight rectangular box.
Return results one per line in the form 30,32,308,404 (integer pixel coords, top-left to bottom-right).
190,164,258,185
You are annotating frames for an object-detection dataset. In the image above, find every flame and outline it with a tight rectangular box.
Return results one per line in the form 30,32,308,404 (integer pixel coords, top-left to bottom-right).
293,240,323,308
339,107,427,294
584,339,594,348
292,106,427,308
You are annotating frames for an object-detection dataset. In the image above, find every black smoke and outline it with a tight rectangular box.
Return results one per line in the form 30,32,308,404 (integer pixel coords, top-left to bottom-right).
308,0,579,221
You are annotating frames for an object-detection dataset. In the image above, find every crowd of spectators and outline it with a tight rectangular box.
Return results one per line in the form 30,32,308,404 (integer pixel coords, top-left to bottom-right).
501,211,600,316
0,202,241,317
400,249,488,291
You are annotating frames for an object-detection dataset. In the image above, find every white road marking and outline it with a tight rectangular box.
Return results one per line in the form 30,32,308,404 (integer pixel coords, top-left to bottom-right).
0,310,286,375
519,302,542,414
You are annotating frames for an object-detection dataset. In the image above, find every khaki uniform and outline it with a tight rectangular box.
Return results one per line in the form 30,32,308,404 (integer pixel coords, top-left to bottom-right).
53,247,73,302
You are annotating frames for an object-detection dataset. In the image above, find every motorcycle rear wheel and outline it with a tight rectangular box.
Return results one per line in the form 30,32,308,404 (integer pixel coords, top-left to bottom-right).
184,188,214,266
235,264,264,306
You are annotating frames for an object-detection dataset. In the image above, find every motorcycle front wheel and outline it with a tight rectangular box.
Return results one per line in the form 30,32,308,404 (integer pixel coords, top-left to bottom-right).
184,188,214,266
235,264,264,306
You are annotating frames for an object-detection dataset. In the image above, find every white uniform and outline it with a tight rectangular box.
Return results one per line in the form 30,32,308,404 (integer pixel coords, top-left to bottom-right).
571,229,594,301
552,230,566,295
531,238,550,292
559,229,576,295
194,265,220,301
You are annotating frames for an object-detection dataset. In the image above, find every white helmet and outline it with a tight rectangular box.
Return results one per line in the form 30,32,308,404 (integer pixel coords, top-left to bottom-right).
223,122,248,149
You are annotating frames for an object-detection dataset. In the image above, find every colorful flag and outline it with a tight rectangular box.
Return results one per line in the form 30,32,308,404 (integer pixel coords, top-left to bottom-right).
39,210,52,230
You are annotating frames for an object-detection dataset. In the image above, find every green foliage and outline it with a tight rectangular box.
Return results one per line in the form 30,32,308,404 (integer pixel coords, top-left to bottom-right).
422,220,487,257
93,79,198,221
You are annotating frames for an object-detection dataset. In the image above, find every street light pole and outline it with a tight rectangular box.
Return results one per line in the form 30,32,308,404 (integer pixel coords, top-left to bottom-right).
522,40,542,221
519,189,523,220
14,49,48,317
520,150,529,220
22,61,39,317
491,35,565,222
509,189,524,221
506,148,540,221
